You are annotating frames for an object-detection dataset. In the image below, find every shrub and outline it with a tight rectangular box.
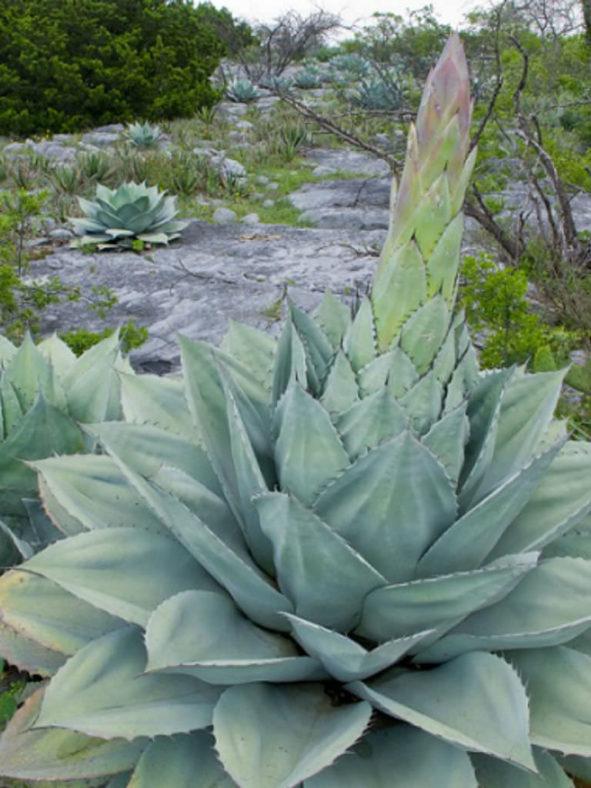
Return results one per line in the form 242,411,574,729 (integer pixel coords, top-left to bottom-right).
0,0,242,136
0,35,590,787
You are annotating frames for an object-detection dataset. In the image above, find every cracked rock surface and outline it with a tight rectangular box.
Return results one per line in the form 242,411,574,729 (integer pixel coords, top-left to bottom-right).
32,221,383,372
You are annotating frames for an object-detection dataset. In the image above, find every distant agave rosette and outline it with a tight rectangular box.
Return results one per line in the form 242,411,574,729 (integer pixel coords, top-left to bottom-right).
69,181,189,250
0,34,590,788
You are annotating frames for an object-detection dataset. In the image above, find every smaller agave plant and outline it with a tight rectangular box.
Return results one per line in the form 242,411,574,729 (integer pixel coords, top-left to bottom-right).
294,69,322,89
0,331,131,566
69,182,189,250
329,53,371,82
124,121,164,149
350,72,405,111
226,79,259,103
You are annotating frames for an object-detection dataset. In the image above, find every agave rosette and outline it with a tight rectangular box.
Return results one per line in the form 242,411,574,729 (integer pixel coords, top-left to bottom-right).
0,332,130,566
69,181,188,249
124,122,164,149
0,36,590,786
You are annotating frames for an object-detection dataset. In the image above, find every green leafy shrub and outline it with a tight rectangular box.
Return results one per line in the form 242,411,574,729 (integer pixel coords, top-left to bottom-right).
0,332,131,567
0,35,590,787
59,321,148,356
0,0,241,136
69,181,189,250
459,252,579,369
226,79,259,103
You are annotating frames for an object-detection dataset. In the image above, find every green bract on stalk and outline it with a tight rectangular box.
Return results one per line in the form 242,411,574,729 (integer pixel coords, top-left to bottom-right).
0,34,590,787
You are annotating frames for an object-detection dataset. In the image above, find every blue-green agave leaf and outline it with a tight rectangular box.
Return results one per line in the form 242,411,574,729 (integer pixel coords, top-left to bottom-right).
418,557,591,661
145,590,324,684
418,442,562,576
128,732,234,788
332,388,407,460
111,455,293,631
399,296,449,375
474,368,566,499
349,652,535,770
289,300,334,395
472,749,574,787
314,431,457,583
357,347,418,398
321,351,359,413
312,291,352,351
256,493,385,631
85,421,218,489
221,319,276,392
272,317,307,405
459,368,512,507
399,370,444,434
31,455,165,534
421,403,468,483
371,239,427,354
507,646,591,756
356,552,538,641
0,619,65,676
213,682,372,788
305,725,477,787
489,441,591,558
275,384,349,506
222,375,274,573
0,569,122,656
119,372,197,439
343,297,377,372
3,333,53,411
62,332,123,422
23,527,218,626
284,613,433,682
34,626,222,739
0,688,145,781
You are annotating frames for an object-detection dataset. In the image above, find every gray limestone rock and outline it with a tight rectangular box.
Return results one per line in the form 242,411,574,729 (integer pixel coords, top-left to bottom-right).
210,156,247,180
241,213,260,225
81,132,122,147
213,208,238,224
290,177,391,230
30,220,382,372
306,148,391,178
49,228,74,241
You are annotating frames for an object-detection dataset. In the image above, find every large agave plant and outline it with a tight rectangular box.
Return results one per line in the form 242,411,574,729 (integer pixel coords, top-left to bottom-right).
0,332,131,566
1,35,591,786
69,182,189,250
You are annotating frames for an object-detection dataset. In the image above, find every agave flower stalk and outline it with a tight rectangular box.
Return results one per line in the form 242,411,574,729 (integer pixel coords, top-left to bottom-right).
0,35,590,787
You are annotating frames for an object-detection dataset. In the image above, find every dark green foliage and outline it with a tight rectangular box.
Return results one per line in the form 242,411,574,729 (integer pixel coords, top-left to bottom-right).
459,252,578,369
60,321,148,356
0,0,245,136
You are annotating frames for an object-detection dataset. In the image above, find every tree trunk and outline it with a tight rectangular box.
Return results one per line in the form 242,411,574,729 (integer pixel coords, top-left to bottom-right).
582,0,591,43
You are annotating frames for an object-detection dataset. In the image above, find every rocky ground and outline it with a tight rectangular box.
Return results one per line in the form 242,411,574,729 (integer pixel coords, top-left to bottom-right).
6,89,591,372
